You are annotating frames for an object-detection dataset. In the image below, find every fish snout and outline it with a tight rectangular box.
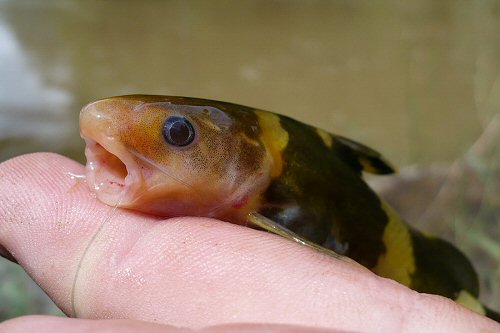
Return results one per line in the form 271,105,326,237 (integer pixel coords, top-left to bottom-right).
79,99,121,141
79,98,143,209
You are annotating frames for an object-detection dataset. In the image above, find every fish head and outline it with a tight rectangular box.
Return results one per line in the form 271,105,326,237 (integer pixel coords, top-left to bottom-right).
80,95,273,219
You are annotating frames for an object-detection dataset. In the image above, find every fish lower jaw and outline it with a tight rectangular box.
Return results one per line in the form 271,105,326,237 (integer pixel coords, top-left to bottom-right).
83,138,142,207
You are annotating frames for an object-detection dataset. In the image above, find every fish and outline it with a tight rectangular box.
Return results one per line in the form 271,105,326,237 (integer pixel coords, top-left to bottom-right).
80,95,499,322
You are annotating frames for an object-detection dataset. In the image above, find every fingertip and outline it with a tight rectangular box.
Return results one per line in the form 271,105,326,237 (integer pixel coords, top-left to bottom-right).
0,153,90,222
0,153,104,314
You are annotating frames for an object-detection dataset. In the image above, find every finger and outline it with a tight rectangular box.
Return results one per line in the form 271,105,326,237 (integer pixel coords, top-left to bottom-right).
0,315,345,333
0,153,497,333
0,315,186,333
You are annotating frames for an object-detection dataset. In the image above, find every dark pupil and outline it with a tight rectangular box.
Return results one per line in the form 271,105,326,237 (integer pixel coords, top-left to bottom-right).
162,116,195,147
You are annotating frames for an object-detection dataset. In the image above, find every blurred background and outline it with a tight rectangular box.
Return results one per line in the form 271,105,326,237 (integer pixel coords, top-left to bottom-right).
0,0,498,321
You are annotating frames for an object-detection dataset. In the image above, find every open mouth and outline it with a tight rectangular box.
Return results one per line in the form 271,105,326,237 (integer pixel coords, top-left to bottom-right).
83,137,141,206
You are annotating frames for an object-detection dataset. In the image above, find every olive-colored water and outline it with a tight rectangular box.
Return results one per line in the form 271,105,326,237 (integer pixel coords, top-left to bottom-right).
0,0,499,320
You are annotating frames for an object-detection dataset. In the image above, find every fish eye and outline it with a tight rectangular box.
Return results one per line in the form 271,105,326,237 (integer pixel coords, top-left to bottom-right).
162,116,195,147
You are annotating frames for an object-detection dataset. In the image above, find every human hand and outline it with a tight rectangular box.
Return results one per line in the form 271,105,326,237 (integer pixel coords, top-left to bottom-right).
0,153,498,333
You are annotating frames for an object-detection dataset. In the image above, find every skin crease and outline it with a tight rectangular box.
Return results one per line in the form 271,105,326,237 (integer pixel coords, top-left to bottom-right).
0,153,498,333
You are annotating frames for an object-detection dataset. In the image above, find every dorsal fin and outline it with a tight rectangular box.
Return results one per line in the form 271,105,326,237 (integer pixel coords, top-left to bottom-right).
334,135,396,175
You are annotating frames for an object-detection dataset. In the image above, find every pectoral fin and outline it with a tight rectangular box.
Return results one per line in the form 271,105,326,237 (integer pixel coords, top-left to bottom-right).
247,212,345,260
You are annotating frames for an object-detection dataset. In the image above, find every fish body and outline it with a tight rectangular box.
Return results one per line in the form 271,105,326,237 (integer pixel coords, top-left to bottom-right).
80,95,497,320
